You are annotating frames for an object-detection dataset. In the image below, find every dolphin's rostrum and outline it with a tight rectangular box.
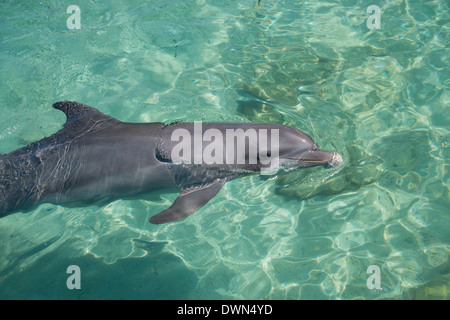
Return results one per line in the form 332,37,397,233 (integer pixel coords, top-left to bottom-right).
0,101,342,224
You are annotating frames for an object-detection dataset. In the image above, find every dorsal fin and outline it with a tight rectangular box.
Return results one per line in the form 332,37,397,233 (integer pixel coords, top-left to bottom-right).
52,101,119,128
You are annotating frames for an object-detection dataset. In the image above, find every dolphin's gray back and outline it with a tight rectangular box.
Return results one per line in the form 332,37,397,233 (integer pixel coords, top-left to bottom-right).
49,122,172,203
0,102,170,217
0,152,35,215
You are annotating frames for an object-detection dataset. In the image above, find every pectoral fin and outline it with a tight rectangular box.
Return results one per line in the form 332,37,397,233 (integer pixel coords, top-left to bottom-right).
149,179,227,224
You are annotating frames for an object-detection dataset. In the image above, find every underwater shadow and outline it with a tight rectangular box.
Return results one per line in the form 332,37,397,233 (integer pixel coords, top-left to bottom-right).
0,240,198,300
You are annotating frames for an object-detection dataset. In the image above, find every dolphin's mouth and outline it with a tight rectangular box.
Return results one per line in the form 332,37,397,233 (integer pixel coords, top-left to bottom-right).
286,150,343,168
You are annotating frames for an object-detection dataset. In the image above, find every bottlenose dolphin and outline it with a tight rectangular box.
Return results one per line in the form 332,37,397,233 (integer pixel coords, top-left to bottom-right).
0,101,342,224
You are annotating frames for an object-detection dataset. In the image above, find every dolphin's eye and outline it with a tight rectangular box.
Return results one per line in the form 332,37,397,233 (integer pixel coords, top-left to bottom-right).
312,144,319,151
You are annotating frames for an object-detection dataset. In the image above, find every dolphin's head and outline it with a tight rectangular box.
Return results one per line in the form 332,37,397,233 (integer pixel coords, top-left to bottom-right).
277,125,343,170
156,122,342,175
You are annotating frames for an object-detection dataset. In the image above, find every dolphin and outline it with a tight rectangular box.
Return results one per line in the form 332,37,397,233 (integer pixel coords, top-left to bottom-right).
0,101,342,224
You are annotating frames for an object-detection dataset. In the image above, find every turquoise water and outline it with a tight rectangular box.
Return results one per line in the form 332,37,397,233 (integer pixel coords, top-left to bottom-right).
0,0,448,299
